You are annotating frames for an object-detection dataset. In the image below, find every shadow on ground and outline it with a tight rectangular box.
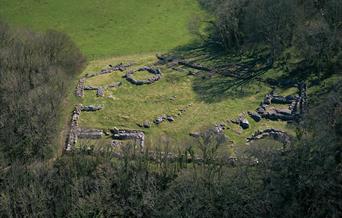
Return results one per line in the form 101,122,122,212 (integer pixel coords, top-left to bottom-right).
166,41,271,103
192,74,264,103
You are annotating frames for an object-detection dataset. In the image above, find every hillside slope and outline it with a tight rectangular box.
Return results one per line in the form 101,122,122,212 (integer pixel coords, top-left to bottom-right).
0,0,203,58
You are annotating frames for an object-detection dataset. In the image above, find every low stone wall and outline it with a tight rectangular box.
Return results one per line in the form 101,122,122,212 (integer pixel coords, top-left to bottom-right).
78,128,103,139
107,82,122,88
83,82,122,98
153,114,175,125
65,105,82,151
65,104,104,151
80,105,103,112
85,63,133,78
84,85,98,90
256,91,274,115
111,128,145,148
248,111,262,122
298,82,308,115
97,87,105,97
76,78,85,97
247,128,291,145
124,66,162,85
156,54,212,72
256,84,307,122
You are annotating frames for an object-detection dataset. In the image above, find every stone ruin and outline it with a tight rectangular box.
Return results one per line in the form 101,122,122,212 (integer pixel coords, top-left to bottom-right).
153,114,175,125
63,105,250,167
76,62,129,98
78,128,104,139
137,120,152,128
85,63,133,78
190,123,226,138
80,105,103,112
247,128,291,145
256,83,307,122
124,66,161,85
107,82,122,88
111,128,145,148
84,82,121,91
292,82,308,116
83,82,122,98
176,103,192,116
65,104,104,151
97,87,105,97
156,54,212,72
232,115,250,129
76,78,86,97
137,103,192,129
84,85,98,90
248,111,262,122
156,54,253,78
65,105,82,151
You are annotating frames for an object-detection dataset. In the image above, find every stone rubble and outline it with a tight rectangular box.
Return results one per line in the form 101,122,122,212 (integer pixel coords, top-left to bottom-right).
189,124,227,138
239,117,250,129
111,140,123,147
156,54,212,72
166,115,175,122
76,78,85,97
189,132,201,138
111,128,145,148
96,87,105,97
65,105,82,151
143,121,152,128
85,62,133,78
154,115,166,125
83,82,122,98
248,111,262,122
255,83,307,122
232,115,250,129
213,123,225,133
80,105,103,112
84,85,99,90
271,95,295,104
107,82,122,88
247,128,291,145
138,104,193,129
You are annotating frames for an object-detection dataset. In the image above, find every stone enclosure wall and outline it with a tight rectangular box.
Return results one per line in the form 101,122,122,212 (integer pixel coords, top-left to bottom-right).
255,83,307,122
75,62,130,98
69,57,309,164
124,66,162,85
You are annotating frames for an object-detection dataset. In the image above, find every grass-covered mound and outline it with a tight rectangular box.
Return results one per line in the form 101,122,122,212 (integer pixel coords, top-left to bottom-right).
0,0,203,58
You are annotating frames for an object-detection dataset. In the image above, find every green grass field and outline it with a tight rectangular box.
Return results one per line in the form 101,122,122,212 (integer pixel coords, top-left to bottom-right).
0,0,202,58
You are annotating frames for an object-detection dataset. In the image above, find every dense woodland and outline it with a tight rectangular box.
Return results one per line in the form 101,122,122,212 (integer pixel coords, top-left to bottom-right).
0,22,85,165
197,0,341,71
0,0,341,217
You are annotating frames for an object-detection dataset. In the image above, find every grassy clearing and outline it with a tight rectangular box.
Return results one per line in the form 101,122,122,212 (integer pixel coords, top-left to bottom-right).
0,0,203,58
77,54,294,152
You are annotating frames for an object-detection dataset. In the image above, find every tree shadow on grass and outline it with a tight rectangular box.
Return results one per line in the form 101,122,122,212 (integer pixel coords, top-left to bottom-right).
164,41,271,103
167,41,231,68
192,74,264,103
